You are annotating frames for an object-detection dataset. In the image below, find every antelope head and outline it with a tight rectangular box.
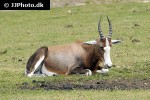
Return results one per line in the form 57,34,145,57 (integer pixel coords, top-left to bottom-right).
98,16,121,69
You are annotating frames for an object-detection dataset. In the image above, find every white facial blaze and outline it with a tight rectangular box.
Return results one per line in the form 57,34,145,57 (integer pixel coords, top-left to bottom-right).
103,38,112,67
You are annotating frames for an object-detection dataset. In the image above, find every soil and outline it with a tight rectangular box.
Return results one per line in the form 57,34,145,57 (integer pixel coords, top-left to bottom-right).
18,78,150,90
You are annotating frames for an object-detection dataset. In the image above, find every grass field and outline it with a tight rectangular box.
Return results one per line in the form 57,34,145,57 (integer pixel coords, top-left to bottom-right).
0,1,150,100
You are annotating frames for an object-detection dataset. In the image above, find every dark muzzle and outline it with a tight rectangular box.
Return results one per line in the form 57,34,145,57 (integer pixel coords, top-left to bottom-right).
104,64,111,69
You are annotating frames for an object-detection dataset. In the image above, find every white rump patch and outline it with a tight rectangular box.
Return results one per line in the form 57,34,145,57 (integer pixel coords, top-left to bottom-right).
42,65,57,76
84,40,96,45
28,74,46,77
27,55,45,77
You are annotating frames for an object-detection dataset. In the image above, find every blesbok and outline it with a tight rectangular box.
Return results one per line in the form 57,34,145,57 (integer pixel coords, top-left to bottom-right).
25,17,121,77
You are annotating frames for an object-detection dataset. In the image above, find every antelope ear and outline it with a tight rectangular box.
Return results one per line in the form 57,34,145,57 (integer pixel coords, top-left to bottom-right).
111,40,122,44
84,40,97,45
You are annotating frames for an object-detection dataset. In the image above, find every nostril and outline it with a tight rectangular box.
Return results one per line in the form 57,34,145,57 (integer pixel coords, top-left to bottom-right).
104,64,108,69
108,66,111,69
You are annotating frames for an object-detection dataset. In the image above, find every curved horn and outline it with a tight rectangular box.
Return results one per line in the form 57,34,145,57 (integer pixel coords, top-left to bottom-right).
107,16,112,38
98,16,104,39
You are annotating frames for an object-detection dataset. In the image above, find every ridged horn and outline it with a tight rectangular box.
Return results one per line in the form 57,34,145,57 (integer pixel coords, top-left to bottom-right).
98,16,104,39
107,16,112,38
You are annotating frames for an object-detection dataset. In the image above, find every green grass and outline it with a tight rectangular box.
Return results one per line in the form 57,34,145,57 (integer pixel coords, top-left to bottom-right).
1,90,150,100
0,2,150,99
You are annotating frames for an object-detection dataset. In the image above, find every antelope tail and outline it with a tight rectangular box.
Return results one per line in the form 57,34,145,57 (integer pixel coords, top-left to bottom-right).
25,46,48,77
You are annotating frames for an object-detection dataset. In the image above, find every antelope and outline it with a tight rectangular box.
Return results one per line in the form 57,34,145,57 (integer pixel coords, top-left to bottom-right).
25,17,121,77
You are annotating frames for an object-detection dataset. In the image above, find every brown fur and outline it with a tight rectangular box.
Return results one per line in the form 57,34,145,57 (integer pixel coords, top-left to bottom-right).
81,43,104,71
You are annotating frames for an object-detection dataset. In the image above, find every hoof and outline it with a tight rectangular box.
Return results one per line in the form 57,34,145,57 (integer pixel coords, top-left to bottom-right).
85,69,92,76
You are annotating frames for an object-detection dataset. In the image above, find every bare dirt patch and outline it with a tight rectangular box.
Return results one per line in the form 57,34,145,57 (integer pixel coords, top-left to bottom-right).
18,78,150,90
